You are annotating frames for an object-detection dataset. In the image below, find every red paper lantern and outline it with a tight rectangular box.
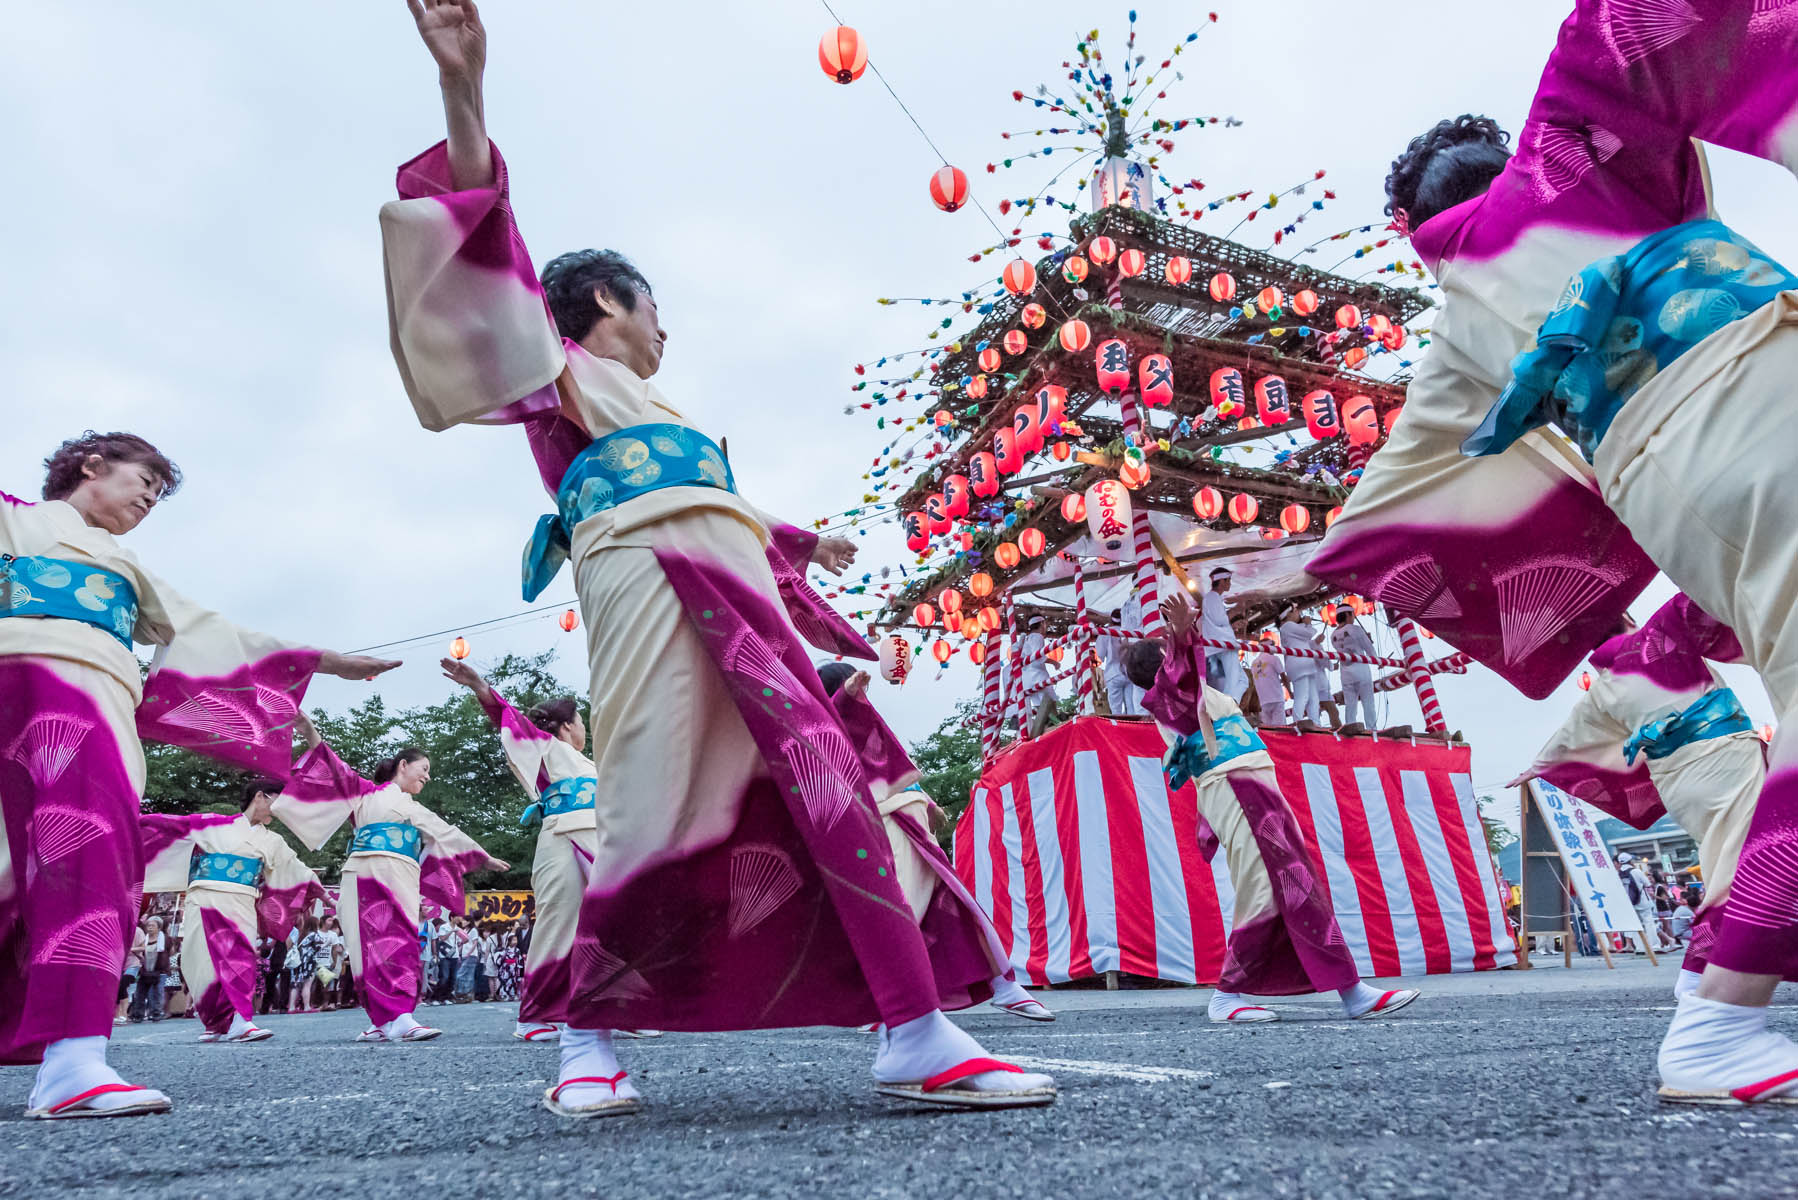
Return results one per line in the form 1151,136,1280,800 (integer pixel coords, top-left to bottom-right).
1326,505,1344,528
1343,345,1369,369
943,473,970,518
1051,441,1072,461
1021,302,1047,329
1002,259,1037,296
966,376,988,400
1193,486,1224,520
932,639,953,664
1012,405,1043,455
1059,319,1092,353
923,492,950,535
818,26,868,83
939,588,964,614
902,511,929,552
1095,338,1130,394
1342,394,1379,446
969,451,1000,497
1227,493,1259,525
450,636,470,660
930,165,970,212
1117,248,1146,278
1046,645,1065,665
969,641,989,665
1254,375,1291,425
978,606,1002,632
1334,304,1361,330
1209,366,1246,417
1003,329,1028,356
1291,289,1319,317
1381,325,1407,352
1256,286,1283,312
993,426,1023,474
1578,671,1593,692
1139,353,1174,407
970,573,995,598
1087,236,1117,265
1303,389,1343,439
934,410,955,428
1035,384,1068,431
1367,314,1394,339
1237,416,1260,431
994,542,1022,570
1165,256,1193,285
1262,528,1287,541
1062,256,1089,284
1019,527,1045,557
1061,493,1086,523
944,611,963,633
1118,458,1150,489
559,609,579,633
977,347,1001,373
914,603,938,628
1280,504,1311,534
1209,272,1237,303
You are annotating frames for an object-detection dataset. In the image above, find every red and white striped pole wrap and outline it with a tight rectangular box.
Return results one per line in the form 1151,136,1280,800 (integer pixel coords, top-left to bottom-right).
1394,615,1448,734
1072,557,1095,715
1117,392,1163,636
979,629,1004,757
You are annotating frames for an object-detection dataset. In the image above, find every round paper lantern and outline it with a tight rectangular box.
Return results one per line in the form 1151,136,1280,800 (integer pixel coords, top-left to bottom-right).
450,636,470,660
1209,272,1237,303
1227,493,1259,525
1046,645,1065,665
944,611,963,634
1062,255,1090,284
993,426,1023,474
1209,366,1246,417
1019,527,1045,557
929,165,970,212
1012,405,1044,455
1367,314,1394,339
1003,329,1028,356
902,511,929,552
966,376,988,400
969,641,989,665
559,609,579,633
977,347,1001,373
1334,304,1361,330
1342,394,1379,446
1343,345,1369,369
818,26,868,83
970,572,995,598
977,606,1003,632
1254,375,1291,425
1118,458,1151,489
943,473,971,518
1035,384,1068,430
1051,441,1072,461
1059,319,1092,353
1761,723,1775,743
1280,504,1311,534
1193,485,1224,520
1383,406,1404,434
1381,325,1407,352
879,634,913,684
1256,286,1283,312
1061,493,1086,523
913,602,937,628
1139,353,1174,407
1095,338,1130,394
1291,289,1319,317
1578,671,1593,692
939,588,964,614
1117,248,1146,278
1085,479,1132,551
1021,302,1047,329
1164,255,1193,285
1002,259,1037,296
1303,389,1343,439
969,451,1000,497
1326,505,1344,528
934,410,955,428
1087,236,1117,265
994,541,1022,570
1262,528,1286,541
923,492,950,535
932,639,953,664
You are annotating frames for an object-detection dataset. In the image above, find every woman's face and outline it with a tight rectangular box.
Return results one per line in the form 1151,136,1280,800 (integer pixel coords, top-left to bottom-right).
245,791,276,825
556,711,588,752
394,755,431,794
66,457,165,535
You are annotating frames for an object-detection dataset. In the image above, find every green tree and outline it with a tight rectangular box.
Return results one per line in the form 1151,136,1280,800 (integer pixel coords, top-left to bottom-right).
909,699,986,849
1477,795,1518,859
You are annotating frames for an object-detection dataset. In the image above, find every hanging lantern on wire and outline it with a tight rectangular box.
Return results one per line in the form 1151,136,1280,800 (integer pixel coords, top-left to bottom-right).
1227,493,1259,525
1087,236,1117,265
994,541,1022,570
1326,505,1344,528
993,425,1024,474
450,636,470,661
1291,289,1319,317
1280,504,1311,534
1256,286,1283,312
1118,456,1151,490
1254,375,1291,425
934,410,955,429
966,375,988,400
1051,441,1072,461
1342,394,1379,446
1021,302,1047,329
969,641,989,665
1012,405,1044,455
944,610,963,634
923,492,951,535
818,26,868,83
1085,479,1132,551
1095,338,1130,393
1209,272,1237,302
1019,527,1045,557
977,347,1001,373
1381,325,1407,352
1343,345,1368,369
878,634,913,684
969,451,1000,497
1209,366,1246,418
969,572,995,598
1193,486,1224,520
943,473,971,518
977,606,1003,632
1165,255,1193,285
1303,389,1343,439
1334,304,1362,330
1002,329,1028,356
1367,314,1394,340
929,165,970,212
1117,248,1146,278
932,639,953,664
1062,255,1089,284
1059,319,1092,353
1002,259,1037,296
1060,493,1086,523
913,602,937,628
939,588,964,615
902,511,929,553
1035,383,1068,431
559,609,579,633
1139,353,1174,407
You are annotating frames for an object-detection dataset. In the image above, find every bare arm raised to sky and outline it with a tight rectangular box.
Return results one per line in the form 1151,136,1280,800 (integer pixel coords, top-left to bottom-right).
407,0,493,189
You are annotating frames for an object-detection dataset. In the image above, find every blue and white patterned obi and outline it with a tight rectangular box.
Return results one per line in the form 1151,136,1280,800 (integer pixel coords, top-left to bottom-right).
1465,219,1798,461
1623,687,1754,767
519,775,597,828
1165,714,1267,791
521,423,737,601
189,850,265,889
0,554,138,649
349,821,422,861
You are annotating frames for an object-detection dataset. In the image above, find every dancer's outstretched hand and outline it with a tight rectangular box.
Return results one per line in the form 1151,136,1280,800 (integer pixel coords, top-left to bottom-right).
407,0,486,84
812,536,858,575
439,657,493,704
319,652,403,681
844,670,871,700
292,710,323,751
1160,591,1197,636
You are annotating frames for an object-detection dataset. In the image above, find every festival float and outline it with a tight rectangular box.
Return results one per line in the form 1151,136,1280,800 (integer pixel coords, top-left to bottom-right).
817,17,1514,986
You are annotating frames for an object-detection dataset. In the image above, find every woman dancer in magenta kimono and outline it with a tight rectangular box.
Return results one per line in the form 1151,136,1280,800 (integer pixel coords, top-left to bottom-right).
1307,0,1798,1103
0,432,397,1118
816,663,1054,1024
276,711,505,1044
139,778,326,1044
1126,594,1419,1024
382,0,1053,1117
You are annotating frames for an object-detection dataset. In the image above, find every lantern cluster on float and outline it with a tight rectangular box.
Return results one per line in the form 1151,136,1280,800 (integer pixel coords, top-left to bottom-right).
1085,479,1132,551
1254,375,1290,425
1210,367,1245,418
1139,354,1174,406
1095,339,1130,394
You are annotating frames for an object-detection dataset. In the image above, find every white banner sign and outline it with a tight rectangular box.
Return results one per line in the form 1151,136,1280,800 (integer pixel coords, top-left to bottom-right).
1528,779,1643,934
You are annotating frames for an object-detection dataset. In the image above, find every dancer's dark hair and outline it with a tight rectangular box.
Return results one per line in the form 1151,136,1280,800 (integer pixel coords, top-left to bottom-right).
526,697,579,736
372,747,429,784
1123,639,1166,691
42,431,182,502
239,776,284,810
1385,115,1512,228
816,661,857,697
540,249,652,342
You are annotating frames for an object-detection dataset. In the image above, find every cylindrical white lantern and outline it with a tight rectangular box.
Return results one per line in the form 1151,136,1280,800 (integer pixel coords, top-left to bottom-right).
1084,479,1133,554
878,634,913,684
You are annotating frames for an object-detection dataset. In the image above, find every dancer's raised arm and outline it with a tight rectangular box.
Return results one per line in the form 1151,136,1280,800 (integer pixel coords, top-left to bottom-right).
407,0,493,189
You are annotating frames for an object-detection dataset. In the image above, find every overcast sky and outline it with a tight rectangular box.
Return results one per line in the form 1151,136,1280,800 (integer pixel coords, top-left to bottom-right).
4,2,1786,818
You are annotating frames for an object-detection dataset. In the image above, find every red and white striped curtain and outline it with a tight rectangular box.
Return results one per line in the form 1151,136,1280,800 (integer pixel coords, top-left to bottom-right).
952,717,1515,985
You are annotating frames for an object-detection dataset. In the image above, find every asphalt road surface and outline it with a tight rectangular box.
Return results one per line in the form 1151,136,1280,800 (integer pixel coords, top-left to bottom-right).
5,959,1796,1200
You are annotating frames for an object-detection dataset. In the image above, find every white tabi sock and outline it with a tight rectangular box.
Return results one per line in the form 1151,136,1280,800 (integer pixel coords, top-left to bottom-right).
1209,991,1274,1021
383,1012,423,1039
29,1036,161,1114
1660,994,1798,1098
226,1014,255,1038
989,975,1035,1008
557,1028,639,1105
872,1010,1052,1093
1339,982,1384,1016
1674,969,1704,1000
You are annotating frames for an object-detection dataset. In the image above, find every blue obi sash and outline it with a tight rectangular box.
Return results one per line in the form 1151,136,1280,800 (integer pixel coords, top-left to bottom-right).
1165,714,1267,791
349,821,422,861
1465,219,1798,462
519,775,597,828
1623,687,1753,766
0,554,139,650
189,850,265,889
522,423,737,601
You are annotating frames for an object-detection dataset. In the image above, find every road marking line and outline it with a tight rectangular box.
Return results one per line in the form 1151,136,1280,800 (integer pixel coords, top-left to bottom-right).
1001,1055,1213,1082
